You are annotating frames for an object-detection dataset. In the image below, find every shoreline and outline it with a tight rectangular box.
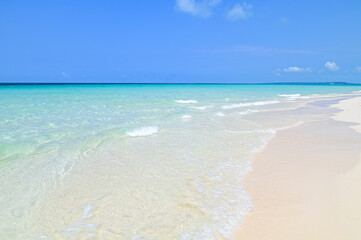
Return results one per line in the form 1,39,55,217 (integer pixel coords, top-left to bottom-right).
235,96,361,239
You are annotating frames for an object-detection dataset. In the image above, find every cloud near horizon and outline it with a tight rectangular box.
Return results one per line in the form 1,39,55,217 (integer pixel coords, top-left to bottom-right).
283,66,312,73
324,61,339,71
175,0,222,18
226,3,253,21
62,72,70,78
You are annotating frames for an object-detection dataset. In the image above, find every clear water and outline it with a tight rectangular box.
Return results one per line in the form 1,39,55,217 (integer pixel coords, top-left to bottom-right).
1,84,360,239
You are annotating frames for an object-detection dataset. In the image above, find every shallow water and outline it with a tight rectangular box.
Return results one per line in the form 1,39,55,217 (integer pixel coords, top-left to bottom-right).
1,84,361,239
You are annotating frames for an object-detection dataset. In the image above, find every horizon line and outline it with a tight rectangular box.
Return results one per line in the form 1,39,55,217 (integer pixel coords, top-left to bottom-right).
1,81,360,86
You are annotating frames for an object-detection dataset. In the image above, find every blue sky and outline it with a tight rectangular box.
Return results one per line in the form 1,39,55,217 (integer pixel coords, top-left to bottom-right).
1,0,361,83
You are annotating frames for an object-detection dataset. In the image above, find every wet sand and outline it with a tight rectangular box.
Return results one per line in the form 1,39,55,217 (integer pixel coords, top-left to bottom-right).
235,96,361,240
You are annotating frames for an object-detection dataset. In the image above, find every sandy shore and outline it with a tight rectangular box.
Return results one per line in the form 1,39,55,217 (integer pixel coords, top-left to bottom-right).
235,96,361,240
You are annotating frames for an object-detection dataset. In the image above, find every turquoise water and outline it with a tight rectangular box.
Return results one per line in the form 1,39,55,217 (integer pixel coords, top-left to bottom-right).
1,84,361,239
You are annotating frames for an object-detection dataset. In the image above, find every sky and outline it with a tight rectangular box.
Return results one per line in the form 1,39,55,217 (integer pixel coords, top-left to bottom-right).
1,0,361,83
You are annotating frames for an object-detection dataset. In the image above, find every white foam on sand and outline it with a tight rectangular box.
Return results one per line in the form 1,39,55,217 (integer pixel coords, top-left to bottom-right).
222,101,279,109
175,100,198,104
216,112,225,117
126,127,159,137
60,204,99,239
60,191,109,240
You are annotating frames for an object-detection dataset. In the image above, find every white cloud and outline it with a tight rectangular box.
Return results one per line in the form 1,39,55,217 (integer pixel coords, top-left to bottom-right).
175,0,221,18
62,72,70,78
356,66,361,73
324,61,339,71
226,2,253,21
283,66,312,73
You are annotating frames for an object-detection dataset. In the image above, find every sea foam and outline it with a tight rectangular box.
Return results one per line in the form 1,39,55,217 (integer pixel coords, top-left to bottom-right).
278,93,315,101
222,100,279,109
61,204,99,239
239,109,259,115
126,127,159,137
191,105,213,110
278,93,340,100
181,114,192,119
278,94,302,100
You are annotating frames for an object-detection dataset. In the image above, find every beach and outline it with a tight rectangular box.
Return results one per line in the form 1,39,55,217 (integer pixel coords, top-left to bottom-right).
236,96,361,240
2,0,361,238
1,84,361,239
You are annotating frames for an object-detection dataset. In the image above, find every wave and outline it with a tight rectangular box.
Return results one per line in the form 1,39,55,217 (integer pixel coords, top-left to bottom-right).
181,114,192,119
278,94,302,100
222,100,279,109
278,93,352,101
216,112,225,117
175,100,198,104
278,93,315,101
239,109,259,115
126,126,159,137
278,94,301,97
190,105,213,110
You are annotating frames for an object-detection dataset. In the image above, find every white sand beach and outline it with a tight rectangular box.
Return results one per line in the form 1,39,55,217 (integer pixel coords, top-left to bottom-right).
236,96,361,240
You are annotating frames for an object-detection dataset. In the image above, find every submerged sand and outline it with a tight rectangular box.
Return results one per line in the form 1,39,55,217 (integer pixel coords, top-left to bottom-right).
236,96,361,239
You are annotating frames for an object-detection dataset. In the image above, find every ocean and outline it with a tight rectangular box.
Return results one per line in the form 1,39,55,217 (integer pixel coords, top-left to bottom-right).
1,84,361,240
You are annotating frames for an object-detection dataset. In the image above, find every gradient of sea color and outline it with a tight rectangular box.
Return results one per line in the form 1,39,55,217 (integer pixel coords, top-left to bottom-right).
1,84,361,240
